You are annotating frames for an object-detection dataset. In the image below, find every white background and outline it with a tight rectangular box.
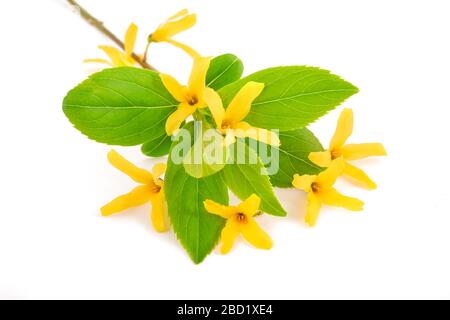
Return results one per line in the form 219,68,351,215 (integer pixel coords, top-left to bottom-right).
1,0,449,299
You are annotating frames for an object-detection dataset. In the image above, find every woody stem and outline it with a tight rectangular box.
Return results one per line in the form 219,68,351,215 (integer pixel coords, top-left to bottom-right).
65,0,156,71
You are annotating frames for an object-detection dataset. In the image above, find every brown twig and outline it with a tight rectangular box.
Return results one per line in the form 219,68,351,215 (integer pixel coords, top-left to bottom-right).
66,0,156,70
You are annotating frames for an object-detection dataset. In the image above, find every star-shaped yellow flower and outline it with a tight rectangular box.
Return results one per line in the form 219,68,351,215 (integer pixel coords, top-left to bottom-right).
160,57,211,135
85,23,139,67
292,158,364,227
203,82,280,146
148,9,199,58
101,150,169,233
204,194,273,254
309,108,387,189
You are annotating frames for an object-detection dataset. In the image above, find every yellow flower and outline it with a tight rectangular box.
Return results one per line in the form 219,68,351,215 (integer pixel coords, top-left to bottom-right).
101,150,169,233
160,57,211,135
203,82,281,146
292,158,364,227
149,9,199,58
309,108,387,189
85,23,139,67
204,194,273,254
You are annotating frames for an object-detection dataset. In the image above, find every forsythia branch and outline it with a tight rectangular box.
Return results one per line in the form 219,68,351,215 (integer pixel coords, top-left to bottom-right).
66,0,156,70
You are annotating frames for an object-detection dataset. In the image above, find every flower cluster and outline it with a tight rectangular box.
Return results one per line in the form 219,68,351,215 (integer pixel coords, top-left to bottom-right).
293,108,386,227
66,8,386,263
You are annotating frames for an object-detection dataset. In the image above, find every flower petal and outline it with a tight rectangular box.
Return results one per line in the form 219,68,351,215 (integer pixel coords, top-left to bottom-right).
101,185,152,216
305,192,322,227
237,194,261,216
188,57,211,97
343,162,377,190
152,163,167,178
316,157,345,188
152,13,196,41
241,217,273,250
165,39,200,59
107,150,154,184
232,122,280,147
83,58,112,66
124,23,138,57
203,87,225,128
340,143,387,161
309,151,332,168
150,190,170,232
220,220,240,254
160,73,186,102
167,9,189,21
204,199,235,219
98,46,128,67
165,103,196,135
319,187,364,211
224,82,264,124
329,108,353,150
292,174,316,193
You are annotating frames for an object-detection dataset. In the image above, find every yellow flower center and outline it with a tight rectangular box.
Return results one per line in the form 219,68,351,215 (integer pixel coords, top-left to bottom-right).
187,94,199,106
311,182,321,193
150,184,162,194
331,149,341,160
235,212,248,224
221,121,232,130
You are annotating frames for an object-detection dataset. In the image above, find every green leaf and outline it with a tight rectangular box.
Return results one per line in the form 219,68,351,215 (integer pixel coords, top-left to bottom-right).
252,128,324,188
219,66,358,131
141,121,188,157
141,134,172,157
221,141,287,217
206,54,244,90
63,67,177,146
182,122,227,178
165,124,229,264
